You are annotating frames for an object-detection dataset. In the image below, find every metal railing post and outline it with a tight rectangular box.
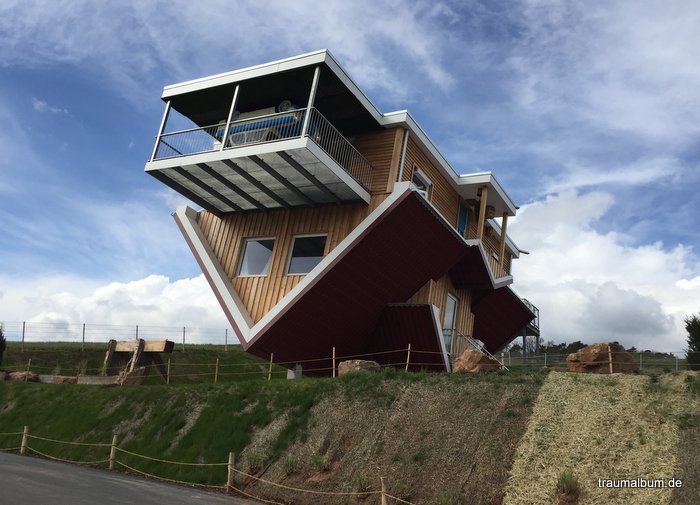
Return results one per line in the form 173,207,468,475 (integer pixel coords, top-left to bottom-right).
150,100,171,161
220,85,240,151
301,66,321,137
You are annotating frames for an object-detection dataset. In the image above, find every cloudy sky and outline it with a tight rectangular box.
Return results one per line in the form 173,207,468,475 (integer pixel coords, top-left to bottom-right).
0,0,698,351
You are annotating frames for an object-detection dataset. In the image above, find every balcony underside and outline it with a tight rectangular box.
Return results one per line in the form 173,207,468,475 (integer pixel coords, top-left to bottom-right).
145,138,370,215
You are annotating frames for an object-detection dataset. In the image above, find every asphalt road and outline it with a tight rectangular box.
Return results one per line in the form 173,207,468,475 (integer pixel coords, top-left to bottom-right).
0,452,263,505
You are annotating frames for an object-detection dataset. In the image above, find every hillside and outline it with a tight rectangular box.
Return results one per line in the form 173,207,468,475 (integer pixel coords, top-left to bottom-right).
0,344,698,504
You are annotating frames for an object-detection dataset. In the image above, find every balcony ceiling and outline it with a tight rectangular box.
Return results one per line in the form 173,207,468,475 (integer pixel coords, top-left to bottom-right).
168,64,380,136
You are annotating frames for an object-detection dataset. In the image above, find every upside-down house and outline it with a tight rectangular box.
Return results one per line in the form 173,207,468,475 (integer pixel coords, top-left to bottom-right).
145,50,539,374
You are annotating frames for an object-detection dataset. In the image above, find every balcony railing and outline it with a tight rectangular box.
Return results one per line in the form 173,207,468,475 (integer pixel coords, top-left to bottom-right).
521,298,539,330
152,107,372,190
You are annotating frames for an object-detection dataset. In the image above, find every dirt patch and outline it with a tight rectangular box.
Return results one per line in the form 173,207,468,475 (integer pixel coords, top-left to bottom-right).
504,371,693,505
243,375,541,504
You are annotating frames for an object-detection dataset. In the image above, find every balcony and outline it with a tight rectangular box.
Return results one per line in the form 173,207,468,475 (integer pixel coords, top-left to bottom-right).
145,107,373,214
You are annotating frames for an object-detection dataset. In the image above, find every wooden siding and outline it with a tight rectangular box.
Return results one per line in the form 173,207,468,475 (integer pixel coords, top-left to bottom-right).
353,127,402,195
408,275,475,340
197,194,390,323
400,137,460,227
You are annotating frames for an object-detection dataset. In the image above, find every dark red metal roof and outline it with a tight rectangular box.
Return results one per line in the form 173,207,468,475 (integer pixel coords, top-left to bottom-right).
449,245,493,288
472,287,535,353
367,304,447,372
245,191,465,373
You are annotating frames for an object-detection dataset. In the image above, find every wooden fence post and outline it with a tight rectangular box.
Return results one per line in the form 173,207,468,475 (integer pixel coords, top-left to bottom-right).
607,344,613,374
227,452,235,490
267,353,273,381
381,476,387,505
214,358,219,384
166,359,171,385
20,425,28,455
25,359,31,382
332,347,336,378
109,435,118,470
405,344,411,372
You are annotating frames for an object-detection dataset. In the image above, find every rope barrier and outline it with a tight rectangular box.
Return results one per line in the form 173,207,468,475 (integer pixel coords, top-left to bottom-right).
0,447,21,452
26,446,109,465
27,434,111,447
227,482,286,505
0,431,23,436
231,467,381,496
115,460,227,489
114,447,229,466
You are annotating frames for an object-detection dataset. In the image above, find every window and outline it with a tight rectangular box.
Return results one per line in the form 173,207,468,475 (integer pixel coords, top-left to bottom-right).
287,235,327,274
237,238,275,276
411,167,431,200
457,203,469,237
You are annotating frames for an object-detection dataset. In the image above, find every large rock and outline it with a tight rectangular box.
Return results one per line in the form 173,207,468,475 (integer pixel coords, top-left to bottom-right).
453,349,501,373
337,359,380,376
8,371,39,382
566,342,638,374
53,375,78,384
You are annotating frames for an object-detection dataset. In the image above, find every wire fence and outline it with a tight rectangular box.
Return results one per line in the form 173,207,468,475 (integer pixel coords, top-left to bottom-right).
499,350,696,373
0,427,415,504
1,346,451,384
0,320,236,351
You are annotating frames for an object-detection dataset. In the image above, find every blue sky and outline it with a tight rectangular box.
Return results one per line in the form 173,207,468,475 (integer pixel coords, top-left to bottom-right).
1,0,699,351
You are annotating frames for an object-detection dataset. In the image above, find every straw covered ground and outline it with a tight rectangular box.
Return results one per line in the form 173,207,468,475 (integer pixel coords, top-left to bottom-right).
503,371,699,505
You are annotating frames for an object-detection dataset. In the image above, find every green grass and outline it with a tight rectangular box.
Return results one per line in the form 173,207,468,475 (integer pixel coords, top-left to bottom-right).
1,341,287,384
0,343,552,495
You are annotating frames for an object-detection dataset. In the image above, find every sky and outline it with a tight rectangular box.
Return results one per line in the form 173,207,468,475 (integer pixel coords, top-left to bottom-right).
0,0,699,351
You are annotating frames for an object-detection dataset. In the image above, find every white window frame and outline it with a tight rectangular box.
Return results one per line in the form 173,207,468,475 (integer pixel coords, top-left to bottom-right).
410,166,432,200
285,233,328,275
237,236,276,277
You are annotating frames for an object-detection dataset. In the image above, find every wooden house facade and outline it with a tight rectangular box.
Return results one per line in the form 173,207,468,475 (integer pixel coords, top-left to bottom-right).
145,50,539,373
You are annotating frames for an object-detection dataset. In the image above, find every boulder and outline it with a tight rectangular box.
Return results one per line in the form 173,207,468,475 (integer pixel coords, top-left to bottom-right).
566,342,637,374
8,371,39,382
52,375,78,384
453,349,501,373
337,359,380,376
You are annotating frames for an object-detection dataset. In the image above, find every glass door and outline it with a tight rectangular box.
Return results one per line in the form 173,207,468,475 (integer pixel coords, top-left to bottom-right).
442,293,458,355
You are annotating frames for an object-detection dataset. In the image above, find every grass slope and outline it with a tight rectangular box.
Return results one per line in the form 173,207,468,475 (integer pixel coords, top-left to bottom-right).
0,367,545,504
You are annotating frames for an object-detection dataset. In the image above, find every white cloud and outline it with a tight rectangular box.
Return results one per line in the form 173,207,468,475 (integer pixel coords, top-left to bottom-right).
510,190,699,351
0,274,231,344
31,97,69,115
0,0,456,107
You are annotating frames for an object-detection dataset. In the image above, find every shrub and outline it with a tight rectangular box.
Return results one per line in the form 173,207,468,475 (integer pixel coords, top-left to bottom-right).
0,324,6,366
313,455,330,472
685,312,700,370
556,470,581,501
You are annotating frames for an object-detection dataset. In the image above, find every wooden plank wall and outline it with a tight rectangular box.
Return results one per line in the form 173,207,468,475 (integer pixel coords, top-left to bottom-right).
400,137,460,227
198,201,373,322
353,127,402,195
407,275,475,339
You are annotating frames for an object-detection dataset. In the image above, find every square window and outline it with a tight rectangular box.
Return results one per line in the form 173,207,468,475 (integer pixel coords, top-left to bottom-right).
287,235,327,274
411,167,431,199
238,238,275,276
